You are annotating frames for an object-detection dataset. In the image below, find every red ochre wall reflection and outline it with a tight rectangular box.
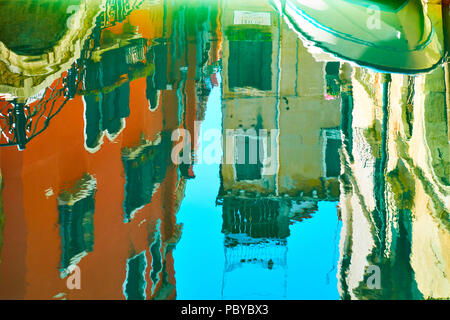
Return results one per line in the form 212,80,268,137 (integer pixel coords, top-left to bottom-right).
0,1,221,300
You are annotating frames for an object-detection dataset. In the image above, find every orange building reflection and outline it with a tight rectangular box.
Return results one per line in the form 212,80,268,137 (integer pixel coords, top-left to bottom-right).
0,0,221,300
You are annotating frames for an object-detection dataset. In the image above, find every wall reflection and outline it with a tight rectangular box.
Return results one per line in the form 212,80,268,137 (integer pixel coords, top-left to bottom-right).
338,64,450,299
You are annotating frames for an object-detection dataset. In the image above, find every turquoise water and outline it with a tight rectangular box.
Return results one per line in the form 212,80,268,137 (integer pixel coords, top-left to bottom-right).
174,74,342,300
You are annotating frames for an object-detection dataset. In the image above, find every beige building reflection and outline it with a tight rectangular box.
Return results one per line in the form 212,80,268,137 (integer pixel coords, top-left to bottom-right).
220,0,341,201
217,0,342,298
337,62,450,299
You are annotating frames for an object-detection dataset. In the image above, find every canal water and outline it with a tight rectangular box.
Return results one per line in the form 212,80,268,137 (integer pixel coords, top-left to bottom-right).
0,0,448,300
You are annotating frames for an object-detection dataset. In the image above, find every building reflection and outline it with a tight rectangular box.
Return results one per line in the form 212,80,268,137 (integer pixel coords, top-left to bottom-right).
262,0,450,300
221,197,290,298
0,0,448,301
0,1,103,150
217,0,342,298
0,0,221,299
81,33,144,150
337,63,450,300
217,0,449,300
220,0,341,200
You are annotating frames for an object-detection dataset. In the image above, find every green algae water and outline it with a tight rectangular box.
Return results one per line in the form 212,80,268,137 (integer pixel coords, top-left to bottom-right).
0,0,448,301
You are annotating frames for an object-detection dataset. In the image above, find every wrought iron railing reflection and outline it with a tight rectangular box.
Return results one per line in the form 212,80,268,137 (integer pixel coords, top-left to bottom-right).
0,62,83,150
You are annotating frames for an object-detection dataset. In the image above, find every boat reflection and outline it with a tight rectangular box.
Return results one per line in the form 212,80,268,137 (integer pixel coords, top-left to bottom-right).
0,0,448,300
274,0,445,74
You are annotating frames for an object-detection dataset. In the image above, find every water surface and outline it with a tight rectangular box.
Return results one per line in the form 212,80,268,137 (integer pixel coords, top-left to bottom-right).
0,0,448,300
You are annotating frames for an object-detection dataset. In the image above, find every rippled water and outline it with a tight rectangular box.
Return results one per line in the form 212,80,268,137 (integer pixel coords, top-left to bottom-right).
0,0,448,300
